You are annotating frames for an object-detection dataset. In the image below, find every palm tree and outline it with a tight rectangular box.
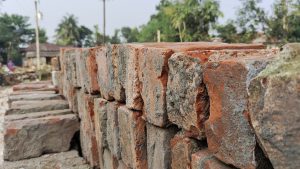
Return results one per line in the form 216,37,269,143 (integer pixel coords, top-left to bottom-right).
55,14,80,46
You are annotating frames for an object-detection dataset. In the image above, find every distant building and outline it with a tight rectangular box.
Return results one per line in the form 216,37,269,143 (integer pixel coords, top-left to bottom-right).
23,43,63,67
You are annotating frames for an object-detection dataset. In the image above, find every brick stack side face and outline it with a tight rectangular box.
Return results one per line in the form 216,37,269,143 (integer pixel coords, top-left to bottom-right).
56,42,299,169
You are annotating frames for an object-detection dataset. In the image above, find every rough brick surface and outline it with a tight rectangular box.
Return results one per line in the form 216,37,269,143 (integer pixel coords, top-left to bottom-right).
203,55,274,169
147,123,178,169
79,92,99,168
249,44,300,169
170,132,202,169
124,44,144,110
6,100,69,115
103,149,119,169
167,53,209,139
94,98,108,169
4,114,79,161
79,48,100,94
191,149,234,169
118,106,147,169
3,151,91,169
95,46,115,100
138,47,174,127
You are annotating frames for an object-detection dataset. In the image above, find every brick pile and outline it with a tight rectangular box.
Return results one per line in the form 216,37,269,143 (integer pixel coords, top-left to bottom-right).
58,42,300,169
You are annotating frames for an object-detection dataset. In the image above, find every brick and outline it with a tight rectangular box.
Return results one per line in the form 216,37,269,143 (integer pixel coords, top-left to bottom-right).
249,44,300,169
117,160,131,169
79,92,99,168
112,44,127,102
94,98,108,169
4,114,79,161
95,45,127,101
191,149,234,169
167,52,209,139
63,48,80,88
138,47,174,127
94,99,121,161
103,149,119,169
203,54,275,169
118,106,147,169
147,123,178,169
6,100,69,115
106,101,122,159
170,132,202,169
79,48,100,94
124,44,144,110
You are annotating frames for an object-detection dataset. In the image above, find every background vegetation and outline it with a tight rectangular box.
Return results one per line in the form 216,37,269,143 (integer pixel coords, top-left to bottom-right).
0,0,299,65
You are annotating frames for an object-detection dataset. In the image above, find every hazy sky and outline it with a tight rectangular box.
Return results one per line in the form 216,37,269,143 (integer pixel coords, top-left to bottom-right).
1,0,274,42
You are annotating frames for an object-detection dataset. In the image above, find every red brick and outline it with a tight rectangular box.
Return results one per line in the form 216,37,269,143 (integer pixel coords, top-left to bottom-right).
94,98,108,169
203,54,275,169
95,45,127,101
103,149,119,169
249,44,300,169
138,47,174,127
79,48,100,94
124,44,144,111
147,123,178,169
191,149,234,169
170,132,201,169
118,106,147,169
79,92,99,168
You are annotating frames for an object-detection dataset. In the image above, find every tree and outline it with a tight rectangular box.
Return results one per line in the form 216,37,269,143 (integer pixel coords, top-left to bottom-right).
120,27,139,43
164,0,222,42
55,14,94,47
267,0,300,42
110,29,121,44
138,0,180,42
30,28,48,43
55,14,80,46
236,0,268,43
216,21,239,43
78,26,93,47
0,13,33,65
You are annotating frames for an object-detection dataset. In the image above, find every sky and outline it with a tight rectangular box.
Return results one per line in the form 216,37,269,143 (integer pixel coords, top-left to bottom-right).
0,0,275,42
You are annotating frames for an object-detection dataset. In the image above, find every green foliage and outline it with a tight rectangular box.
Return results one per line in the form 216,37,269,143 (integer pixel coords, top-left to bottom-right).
138,0,179,42
30,28,48,44
55,14,80,46
216,21,239,43
267,0,300,43
235,0,267,43
0,13,39,65
121,27,139,43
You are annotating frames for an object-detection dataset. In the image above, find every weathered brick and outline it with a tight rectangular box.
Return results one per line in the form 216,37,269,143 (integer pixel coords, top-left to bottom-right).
94,98,108,169
117,160,131,169
170,132,202,169
118,106,147,169
103,149,119,169
79,48,100,94
124,44,144,110
138,47,174,127
79,92,99,168
249,44,300,169
94,98,121,160
147,123,178,169
106,102,122,159
167,52,209,139
203,55,275,169
191,149,234,169
4,114,79,161
95,45,127,101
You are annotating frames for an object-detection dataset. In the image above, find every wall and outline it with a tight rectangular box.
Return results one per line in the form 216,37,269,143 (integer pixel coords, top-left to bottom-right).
57,42,300,169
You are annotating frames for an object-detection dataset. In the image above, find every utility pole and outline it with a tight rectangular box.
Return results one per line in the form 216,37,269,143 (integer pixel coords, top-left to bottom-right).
34,0,41,79
103,0,106,44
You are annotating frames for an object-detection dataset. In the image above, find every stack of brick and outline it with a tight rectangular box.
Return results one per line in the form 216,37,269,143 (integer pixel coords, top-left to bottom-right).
58,42,300,169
